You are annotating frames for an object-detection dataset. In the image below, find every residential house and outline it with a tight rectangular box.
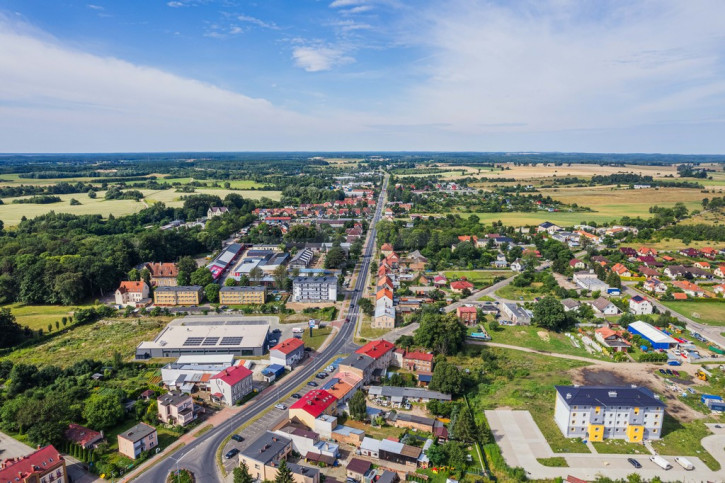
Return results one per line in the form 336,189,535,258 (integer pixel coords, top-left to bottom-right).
695,261,711,270
569,259,586,270
589,297,620,315
238,432,293,482
575,230,601,245
700,247,719,259
404,250,428,271
270,338,306,368
385,253,400,269
145,262,179,287
209,364,254,406
713,284,725,295
118,423,158,460
715,265,725,278
619,247,637,258
538,221,562,234
510,259,524,272
637,247,658,257
219,286,267,305
373,302,396,329
153,285,203,306
456,305,478,324
338,340,395,383
611,263,633,278
346,459,372,482
157,392,195,426
450,280,474,293
591,255,609,266
595,328,631,353
65,424,104,449
115,281,150,307
680,248,701,258
561,299,580,312
629,295,653,315
672,280,706,297
378,438,422,468
402,351,434,373
207,206,229,218
377,276,394,292
389,413,436,433
501,302,533,325
638,266,660,278
433,275,448,287
0,445,67,483
643,278,667,295
289,390,338,429
380,243,395,257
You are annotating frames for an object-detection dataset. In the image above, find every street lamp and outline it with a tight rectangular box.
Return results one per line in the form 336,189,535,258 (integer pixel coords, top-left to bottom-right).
168,447,196,483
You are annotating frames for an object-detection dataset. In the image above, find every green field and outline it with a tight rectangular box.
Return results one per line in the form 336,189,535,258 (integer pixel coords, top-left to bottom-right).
5,318,168,367
488,325,605,360
495,283,546,301
159,177,266,189
0,173,102,186
660,300,725,326
1,303,89,331
302,325,332,351
444,270,512,283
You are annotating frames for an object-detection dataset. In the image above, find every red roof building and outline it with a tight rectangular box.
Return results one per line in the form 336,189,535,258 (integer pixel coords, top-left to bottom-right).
450,280,474,292
355,339,395,360
0,445,66,483
271,338,304,355
65,423,104,449
289,389,338,427
117,281,147,294
456,305,478,324
211,364,253,386
209,364,254,406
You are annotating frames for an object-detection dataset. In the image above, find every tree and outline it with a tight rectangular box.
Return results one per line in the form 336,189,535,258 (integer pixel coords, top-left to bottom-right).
0,308,25,349
349,390,368,421
225,277,238,287
532,296,570,332
606,271,622,289
249,267,264,285
83,391,125,430
177,256,197,275
190,267,214,287
128,268,140,281
140,268,151,286
205,283,220,303
429,361,465,396
488,320,500,332
273,264,288,289
177,270,191,286
274,459,294,483
324,246,347,269
358,298,374,316
414,312,467,355
234,462,254,483
451,405,477,442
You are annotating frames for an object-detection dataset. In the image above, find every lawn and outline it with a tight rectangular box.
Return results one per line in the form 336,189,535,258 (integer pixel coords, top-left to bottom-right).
660,300,725,326
487,325,605,360
652,417,721,471
4,318,169,367
495,283,546,301
358,316,391,341
1,303,91,331
536,457,568,467
444,270,512,287
302,326,332,351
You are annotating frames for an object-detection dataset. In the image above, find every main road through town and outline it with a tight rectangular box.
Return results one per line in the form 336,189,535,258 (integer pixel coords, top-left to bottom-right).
133,173,389,483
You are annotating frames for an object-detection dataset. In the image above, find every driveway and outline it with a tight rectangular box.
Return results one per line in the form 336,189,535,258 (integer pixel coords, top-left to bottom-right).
486,409,725,482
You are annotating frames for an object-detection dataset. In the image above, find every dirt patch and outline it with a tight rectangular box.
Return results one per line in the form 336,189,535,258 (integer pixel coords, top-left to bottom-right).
569,365,703,423
538,331,551,342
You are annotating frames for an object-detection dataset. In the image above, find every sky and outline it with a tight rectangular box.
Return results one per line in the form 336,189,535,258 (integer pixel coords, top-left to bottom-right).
1,0,724,153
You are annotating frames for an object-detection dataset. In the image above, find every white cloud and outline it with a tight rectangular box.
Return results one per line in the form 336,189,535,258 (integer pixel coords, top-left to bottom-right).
329,0,366,7
166,1,185,7
86,4,104,11
237,14,278,30
292,46,354,72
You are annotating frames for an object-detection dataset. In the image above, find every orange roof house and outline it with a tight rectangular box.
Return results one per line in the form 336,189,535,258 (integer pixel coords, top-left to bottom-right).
376,288,393,301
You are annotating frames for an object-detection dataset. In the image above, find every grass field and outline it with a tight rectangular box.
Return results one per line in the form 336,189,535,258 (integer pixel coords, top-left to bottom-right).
0,173,102,186
660,300,725,326
443,270,512,287
488,325,605,360
620,240,725,251
4,318,168,367
462,162,681,182
1,303,92,331
495,283,546,301
302,325,332,351
158,177,266,189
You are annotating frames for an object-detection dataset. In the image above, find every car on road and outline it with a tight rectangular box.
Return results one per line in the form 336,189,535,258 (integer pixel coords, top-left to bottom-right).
273,328,281,333
291,393,302,399
225,448,240,459
307,381,318,387
627,458,642,469
231,434,244,442
275,403,287,410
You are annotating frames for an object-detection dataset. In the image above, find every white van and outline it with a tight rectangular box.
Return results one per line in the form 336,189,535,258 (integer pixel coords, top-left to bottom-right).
649,455,673,470
674,457,694,470
292,327,304,334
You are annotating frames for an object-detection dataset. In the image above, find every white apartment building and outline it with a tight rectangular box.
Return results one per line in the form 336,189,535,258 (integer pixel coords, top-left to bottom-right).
292,276,338,302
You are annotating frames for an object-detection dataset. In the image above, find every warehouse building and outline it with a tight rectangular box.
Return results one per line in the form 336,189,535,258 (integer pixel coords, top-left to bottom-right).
627,321,678,350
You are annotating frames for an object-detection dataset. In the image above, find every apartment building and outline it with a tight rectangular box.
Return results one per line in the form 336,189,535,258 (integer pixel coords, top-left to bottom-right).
554,385,665,442
145,262,179,287
153,285,204,306
0,445,67,483
292,276,338,302
118,423,158,460
219,286,266,305
157,392,195,426
209,364,254,406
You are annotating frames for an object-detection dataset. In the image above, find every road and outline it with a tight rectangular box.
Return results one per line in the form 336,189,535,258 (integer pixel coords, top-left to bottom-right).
131,173,389,483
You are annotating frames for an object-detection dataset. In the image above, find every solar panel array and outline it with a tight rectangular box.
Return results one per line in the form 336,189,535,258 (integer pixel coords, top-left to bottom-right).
220,336,243,346
202,337,220,346
183,337,204,347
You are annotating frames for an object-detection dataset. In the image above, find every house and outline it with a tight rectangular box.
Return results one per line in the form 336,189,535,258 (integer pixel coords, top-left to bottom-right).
638,266,659,278
679,248,701,258
380,243,395,257
694,261,711,270
219,286,266,305
378,438,422,467
373,302,396,329
346,458,372,482
145,262,179,287
157,392,195,426
591,255,609,266
153,285,204,306
115,281,150,307
404,250,428,271
65,424,104,449
501,302,532,325
611,263,632,278
561,299,580,312
589,297,620,315
594,328,631,353
433,275,448,287
270,338,306,368
554,385,665,442
402,351,434,373
619,247,637,258
274,425,338,464
700,247,719,259
713,283,725,295
537,221,562,234
629,295,653,315
450,280,474,293
672,292,688,300
238,432,293,482
575,230,601,245
289,390,338,428
637,256,662,267
637,247,658,257
377,276,394,292
672,280,706,297
715,265,725,278
569,259,586,270
118,423,158,460
0,445,67,483
510,259,524,272
207,206,229,218
456,305,478,324
389,413,436,432
385,253,400,269
293,276,338,302
209,364,254,406
643,277,667,294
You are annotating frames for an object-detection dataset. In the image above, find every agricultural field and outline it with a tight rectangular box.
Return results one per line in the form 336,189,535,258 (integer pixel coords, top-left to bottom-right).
4,318,168,367
0,173,104,186
660,300,725,326
157,177,266,189
464,162,681,181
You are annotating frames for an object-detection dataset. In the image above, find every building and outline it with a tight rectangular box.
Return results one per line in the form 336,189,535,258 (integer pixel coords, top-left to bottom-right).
65,423,104,449
239,432,293,482
573,271,610,292
290,248,315,269
274,425,338,464
629,295,653,315
672,280,706,297
594,328,631,353
561,299,580,312
337,341,394,384
501,302,532,325
0,445,67,483
115,281,150,307
611,263,633,277
380,243,395,257
378,438,422,467
346,458,372,482
208,206,229,218
292,276,338,302
402,351,434,372
643,277,667,295
538,221,562,234
389,412,436,432
118,423,158,460
219,286,267,305
367,386,451,404
270,338,306,367
554,385,665,442
153,285,204,306
289,390,338,429
569,259,586,270
136,316,270,358
450,280,474,293
160,354,237,392
588,297,620,316
456,305,478,324
157,392,195,426
209,364,254,406
627,321,678,350
373,303,396,329
145,262,179,287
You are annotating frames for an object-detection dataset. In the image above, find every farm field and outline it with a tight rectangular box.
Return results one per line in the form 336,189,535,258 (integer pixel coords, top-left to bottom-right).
1,303,89,331
4,318,168,367
145,188,281,205
158,177,266,189
620,240,725,251
465,162,681,181
659,300,725,326
0,173,103,186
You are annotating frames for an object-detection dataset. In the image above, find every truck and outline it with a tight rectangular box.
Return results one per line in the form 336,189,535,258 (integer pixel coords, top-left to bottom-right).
700,394,722,404
709,345,725,355
649,455,673,470
674,457,694,470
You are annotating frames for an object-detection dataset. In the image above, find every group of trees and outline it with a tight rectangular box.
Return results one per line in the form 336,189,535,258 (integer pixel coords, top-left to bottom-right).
414,310,468,356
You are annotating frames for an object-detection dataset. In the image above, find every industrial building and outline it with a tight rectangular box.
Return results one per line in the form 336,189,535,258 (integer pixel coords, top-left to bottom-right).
627,321,678,350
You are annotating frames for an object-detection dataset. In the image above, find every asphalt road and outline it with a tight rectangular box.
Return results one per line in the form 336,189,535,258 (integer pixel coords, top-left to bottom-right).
133,173,389,483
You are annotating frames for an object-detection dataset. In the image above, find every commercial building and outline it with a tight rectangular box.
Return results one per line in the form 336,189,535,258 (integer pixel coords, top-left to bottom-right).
135,316,270,358
118,423,158,460
160,354,237,392
289,390,338,428
209,364,254,406
270,338,306,368
290,248,315,269
153,285,203,306
219,286,267,305
115,281,150,307
0,445,67,483
292,276,338,302
157,392,196,426
207,243,243,280
501,302,532,325
238,432,293,481
573,271,610,292
627,321,678,350
554,385,665,442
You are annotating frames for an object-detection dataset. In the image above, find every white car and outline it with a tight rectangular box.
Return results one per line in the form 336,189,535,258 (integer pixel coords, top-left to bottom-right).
275,404,286,410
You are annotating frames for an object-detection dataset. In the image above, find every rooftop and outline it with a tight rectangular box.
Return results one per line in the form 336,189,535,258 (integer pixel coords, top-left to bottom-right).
210,364,253,386
271,338,305,355
290,389,337,417
355,339,394,360
118,422,156,442
0,445,64,481
64,424,103,447
137,316,270,352
241,431,291,465
158,391,191,407
555,385,664,408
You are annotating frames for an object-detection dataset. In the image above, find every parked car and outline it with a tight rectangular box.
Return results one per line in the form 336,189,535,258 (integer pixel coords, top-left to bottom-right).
292,393,302,399
659,369,666,375
672,370,680,376
275,403,287,410
307,381,318,387
225,448,240,459
231,434,244,442
627,458,642,469
666,369,673,375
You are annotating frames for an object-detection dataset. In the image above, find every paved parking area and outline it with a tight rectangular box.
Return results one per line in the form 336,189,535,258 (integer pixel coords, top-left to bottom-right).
0,432,34,460
486,409,725,482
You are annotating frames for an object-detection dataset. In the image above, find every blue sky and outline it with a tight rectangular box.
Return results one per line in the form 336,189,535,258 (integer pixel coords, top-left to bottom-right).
1,0,724,153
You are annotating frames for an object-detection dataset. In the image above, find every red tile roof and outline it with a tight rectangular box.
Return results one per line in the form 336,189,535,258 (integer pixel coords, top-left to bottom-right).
290,389,337,417
146,262,178,278
457,306,477,313
376,288,393,301
210,364,253,386
0,445,64,481
65,424,103,448
271,338,305,355
450,281,474,290
381,243,394,251
403,351,433,362
355,339,394,360
672,292,688,300
117,281,146,294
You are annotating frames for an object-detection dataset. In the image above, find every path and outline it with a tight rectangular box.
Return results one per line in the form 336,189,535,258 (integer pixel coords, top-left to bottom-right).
468,341,616,364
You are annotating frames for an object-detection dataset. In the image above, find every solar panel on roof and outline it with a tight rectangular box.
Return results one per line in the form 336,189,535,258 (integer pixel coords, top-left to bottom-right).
183,337,204,346
202,337,219,346
220,337,243,345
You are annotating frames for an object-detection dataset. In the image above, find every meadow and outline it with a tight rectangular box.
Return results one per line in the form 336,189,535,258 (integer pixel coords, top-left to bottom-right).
487,325,606,360
443,270,511,285
660,300,725,326
1,303,90,331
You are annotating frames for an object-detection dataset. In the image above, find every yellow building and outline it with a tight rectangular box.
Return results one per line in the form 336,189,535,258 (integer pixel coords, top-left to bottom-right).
219,286,266,305
154,286,204,306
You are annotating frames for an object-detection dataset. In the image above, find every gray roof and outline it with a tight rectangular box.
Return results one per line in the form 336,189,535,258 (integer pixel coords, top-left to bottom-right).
220,286,266,292
367,386,451,401
555,385,664,408
390,413,435,426
288,463,320,479
293,276,338,285
590,297,616,312
157,392,190,407
118,422,156,442
561,298,580,309
339,353,374,371
241,431,291,465
155,285,202,293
